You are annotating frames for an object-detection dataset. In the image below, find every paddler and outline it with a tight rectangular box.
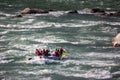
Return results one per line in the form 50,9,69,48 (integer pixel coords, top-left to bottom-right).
59,47,64,56
35,49,42,56
40,48,51,57
53,48,59,57
45,48,51,56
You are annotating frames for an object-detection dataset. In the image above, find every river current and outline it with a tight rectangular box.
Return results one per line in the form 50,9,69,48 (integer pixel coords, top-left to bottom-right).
0,0,120,80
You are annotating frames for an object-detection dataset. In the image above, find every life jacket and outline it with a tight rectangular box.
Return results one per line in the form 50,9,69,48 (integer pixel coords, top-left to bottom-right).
54,51,59,57
35,49,42,56
44,49,50,56
41,49,46,56
59,48,63,55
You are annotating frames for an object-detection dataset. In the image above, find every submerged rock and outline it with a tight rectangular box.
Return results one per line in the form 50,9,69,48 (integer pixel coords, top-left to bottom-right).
112,33,120,47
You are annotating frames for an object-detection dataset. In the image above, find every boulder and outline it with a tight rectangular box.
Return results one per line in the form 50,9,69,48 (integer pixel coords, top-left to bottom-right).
112,33,120,47
20,8,31,14
20,8,49,14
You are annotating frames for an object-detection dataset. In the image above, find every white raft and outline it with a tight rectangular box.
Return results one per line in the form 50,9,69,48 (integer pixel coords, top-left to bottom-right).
26,56,65,64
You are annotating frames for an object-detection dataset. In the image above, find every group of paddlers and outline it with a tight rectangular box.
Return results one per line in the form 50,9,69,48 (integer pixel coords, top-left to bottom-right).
35,47,64,57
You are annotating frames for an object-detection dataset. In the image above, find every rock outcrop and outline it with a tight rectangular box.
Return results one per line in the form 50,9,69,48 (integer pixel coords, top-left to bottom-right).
112,33,120,47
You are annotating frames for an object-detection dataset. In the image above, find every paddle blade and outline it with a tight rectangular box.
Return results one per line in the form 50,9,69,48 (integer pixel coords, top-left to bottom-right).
61,54,66,59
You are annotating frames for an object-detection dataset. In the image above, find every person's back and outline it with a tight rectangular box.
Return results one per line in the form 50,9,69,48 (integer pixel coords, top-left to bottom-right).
59,48,63,55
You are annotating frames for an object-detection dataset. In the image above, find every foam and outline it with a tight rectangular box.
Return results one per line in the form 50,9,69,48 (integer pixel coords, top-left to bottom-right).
112,71,120,75
1,19,120,29
19,19,34,24
62,57,118,67
71,40,92,45
49,11,67,17
84,52,120,59
84,69,112,79
54,68,112,79
33,36,68,43
0,30,9,35
18,69,53,75
0,59,14,64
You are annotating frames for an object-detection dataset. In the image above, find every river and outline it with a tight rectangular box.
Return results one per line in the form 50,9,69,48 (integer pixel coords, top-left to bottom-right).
0,0,120,80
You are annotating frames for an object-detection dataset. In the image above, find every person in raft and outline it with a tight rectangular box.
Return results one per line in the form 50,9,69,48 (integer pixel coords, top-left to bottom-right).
53,48,59,57
35,48,51,57
53,47,65,57
41,48,51,57
35,49,42,56
59,47,64,56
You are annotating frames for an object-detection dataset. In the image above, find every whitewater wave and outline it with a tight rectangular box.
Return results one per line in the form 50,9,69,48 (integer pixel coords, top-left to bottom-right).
1,19,120,29
83,52,120,59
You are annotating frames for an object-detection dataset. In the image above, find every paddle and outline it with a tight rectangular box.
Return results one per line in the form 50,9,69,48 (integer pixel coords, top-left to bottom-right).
28,58,32,60
61,52,71,59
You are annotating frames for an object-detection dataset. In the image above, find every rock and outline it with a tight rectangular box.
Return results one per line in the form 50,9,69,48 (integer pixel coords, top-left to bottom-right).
11,14,23,18
20,8,49,14
105,12,114,16
20,8,31,14
104,11,120,17
112,11,120,16
30,8,49,14
68,10,78,14
90,8,106,16
112,33,120,47
15,14,23,17
91,8,105,13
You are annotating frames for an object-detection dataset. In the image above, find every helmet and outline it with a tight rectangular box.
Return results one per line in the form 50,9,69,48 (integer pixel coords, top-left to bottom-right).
55,48,59,51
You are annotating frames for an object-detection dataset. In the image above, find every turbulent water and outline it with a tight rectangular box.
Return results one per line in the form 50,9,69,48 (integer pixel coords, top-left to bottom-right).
0,0,120,80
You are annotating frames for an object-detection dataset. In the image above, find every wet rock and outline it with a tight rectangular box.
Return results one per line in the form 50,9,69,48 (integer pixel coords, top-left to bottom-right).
112,11,120,16
105,12,114,16
11,14,23,18
112,33,120,47
15,14,23,17
20,8,31,14
20,7,49,14
90,8,106,16
68,10,78,14
105,11,120,16
90,8,120,17
91,8,105,13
